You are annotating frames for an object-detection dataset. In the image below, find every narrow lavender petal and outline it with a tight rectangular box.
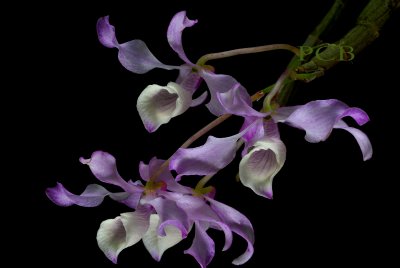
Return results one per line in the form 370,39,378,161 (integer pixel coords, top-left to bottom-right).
142,214,183,261
273,99,370,143
46,183,110,207
200,71,264,117
184,222,215,268
200,71,238,116
96,16,118,48
79,151,135,191
271,105,300,122
148,157,174,183
139,158,192,194
139,157,165,181
118,40,178,74
174,195,233,251
176,65,203,94
216,83,266,117
240,117,264,145
110,191,143,209
165,179,194,194
145,197,190,238
139,162,150,182
334,120,373,160
191,91,208,107
167,11,197,65
263,119,281,139
169,132,244,179
239,138,286,199
137,82,192,132
340,107,370,125
97,16,177,73
207,198,255,265
240,118,279,156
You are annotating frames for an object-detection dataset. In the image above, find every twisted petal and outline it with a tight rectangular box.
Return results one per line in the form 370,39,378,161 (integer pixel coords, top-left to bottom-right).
191,91,208,107
167,11,197,65
170,131,244,179
139,157,173,182
118,40,178,74
176,64,203,94
240,118,279,156
96,16,118,48
79,151,136,191
207,198,255,265
139,157,192,194
110,191,143,209
240,117,264,146
142,214,183,261
96,208,150,263
200,71,263,117
184,222,215,268
270,106,299,122
145,197,190,237
46,183,110,207
239,137,286,199
217,83,266,117
334,120,373,160
97,16,177,74
137,82,192,132
174,195,233,251
273,99,370,142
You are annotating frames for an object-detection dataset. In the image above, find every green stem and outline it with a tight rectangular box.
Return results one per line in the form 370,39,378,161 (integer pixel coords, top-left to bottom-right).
197,44,300,66
294,0,399,79
278,0,349,105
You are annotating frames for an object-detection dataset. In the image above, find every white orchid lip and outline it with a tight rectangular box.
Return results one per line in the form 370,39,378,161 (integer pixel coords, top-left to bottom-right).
239,138,286,199
137,82,192,132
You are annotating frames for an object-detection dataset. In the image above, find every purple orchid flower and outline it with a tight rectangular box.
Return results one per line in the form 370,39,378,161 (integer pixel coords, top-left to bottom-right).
97,11,264,132
170,99,373,199
46,151,255,267
46,151,190,262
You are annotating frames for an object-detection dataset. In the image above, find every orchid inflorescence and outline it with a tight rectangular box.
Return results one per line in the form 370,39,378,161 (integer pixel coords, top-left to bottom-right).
46,10,372,268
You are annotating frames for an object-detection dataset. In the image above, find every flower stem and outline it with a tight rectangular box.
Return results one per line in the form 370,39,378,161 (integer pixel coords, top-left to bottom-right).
180,114,232,149
277,0,349,105
296,0,399,75
197,44,300,66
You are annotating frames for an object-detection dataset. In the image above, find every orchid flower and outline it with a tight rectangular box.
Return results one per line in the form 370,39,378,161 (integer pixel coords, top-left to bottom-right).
46,151,190,262
46,151,255,267
271,99,373,161
170,99,372,199
97,11,264,132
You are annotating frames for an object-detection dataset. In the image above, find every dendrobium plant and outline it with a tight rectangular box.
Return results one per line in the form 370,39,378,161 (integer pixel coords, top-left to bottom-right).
47,7,376,268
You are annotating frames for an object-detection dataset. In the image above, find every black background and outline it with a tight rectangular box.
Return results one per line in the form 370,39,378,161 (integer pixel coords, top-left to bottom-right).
28,1,398,267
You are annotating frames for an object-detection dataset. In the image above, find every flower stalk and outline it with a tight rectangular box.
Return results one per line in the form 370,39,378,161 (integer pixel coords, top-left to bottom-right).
196,44,300,66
